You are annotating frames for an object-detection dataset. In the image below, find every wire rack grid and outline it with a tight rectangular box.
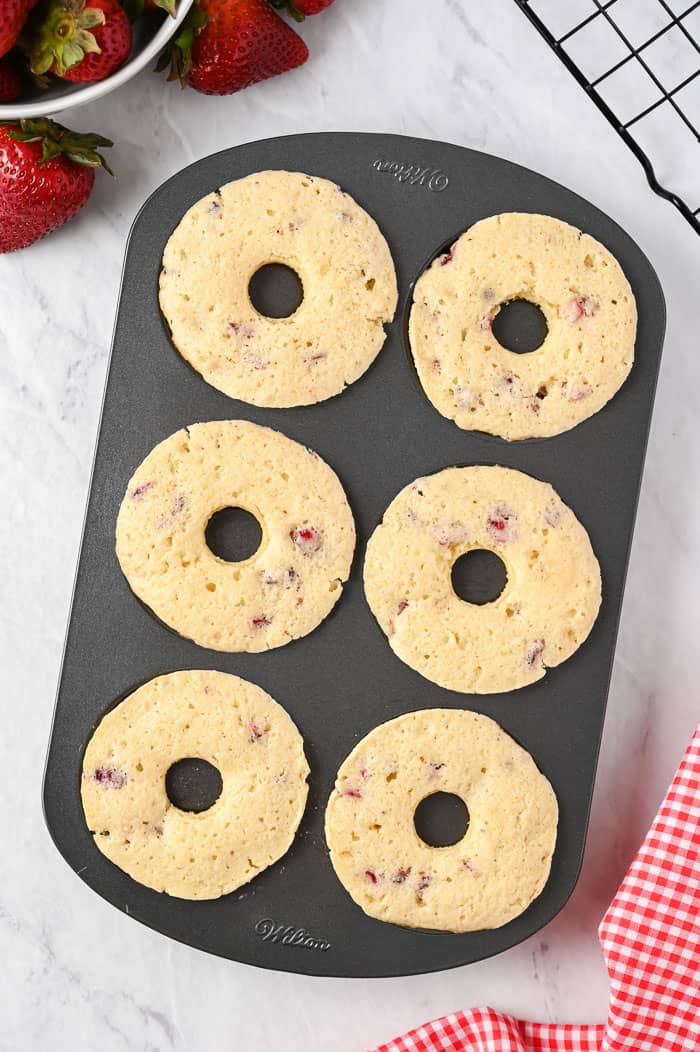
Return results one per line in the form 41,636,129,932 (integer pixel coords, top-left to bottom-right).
513,0,700,235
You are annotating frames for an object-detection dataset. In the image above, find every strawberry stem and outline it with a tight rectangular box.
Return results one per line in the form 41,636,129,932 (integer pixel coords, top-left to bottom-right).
24,0,106,77
5,118,114,175
155,3,208,85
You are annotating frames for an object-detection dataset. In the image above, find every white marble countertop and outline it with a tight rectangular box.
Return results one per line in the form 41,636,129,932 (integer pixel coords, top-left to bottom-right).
1,0,698,1048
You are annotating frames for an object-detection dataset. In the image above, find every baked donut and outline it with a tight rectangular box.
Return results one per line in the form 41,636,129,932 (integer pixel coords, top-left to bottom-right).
408,212,636,439
325,708,558,931
159,170,398,408
81,670,309,900
363,465,601,693
116,420,356,653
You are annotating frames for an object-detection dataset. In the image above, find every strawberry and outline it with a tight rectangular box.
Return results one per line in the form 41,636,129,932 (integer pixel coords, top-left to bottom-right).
268,0,334,17
26,0,131,82
0,57,21,100
0,118,112,253
160,0,308,95
0,0,37,58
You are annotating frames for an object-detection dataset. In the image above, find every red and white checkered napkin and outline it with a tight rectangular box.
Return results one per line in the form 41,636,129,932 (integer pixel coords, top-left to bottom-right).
369,726,700,1052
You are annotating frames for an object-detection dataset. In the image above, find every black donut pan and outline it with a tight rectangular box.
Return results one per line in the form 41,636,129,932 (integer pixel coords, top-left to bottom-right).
43,133,665,977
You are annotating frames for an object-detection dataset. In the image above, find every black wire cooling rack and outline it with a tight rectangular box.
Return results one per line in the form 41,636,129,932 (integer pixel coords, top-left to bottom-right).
513,0,700,235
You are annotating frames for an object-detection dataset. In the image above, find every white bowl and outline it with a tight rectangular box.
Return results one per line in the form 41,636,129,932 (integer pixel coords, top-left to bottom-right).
0,0,194,120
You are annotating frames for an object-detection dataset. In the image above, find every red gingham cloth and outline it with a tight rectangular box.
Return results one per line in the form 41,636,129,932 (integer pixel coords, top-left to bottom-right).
369,726,700,1052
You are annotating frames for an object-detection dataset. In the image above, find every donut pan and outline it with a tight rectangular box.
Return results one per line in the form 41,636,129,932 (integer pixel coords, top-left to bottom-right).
44,133,665,977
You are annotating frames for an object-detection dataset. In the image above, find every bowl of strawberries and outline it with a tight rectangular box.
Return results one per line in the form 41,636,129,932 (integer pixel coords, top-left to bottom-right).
1,0,336,253
0,0,194,117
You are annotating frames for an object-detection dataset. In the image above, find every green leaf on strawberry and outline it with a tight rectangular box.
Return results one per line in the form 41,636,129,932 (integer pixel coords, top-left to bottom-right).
27,0,104,75
155,3,208,83
24,0,131,81
144,0,177,17
7,117,114,173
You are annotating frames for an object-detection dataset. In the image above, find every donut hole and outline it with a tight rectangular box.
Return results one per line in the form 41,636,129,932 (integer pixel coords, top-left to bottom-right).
451,550,507,605
248,263,304,318
166,758,223,813
205,507,262,563
414,792,469,848
491,298,548,354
